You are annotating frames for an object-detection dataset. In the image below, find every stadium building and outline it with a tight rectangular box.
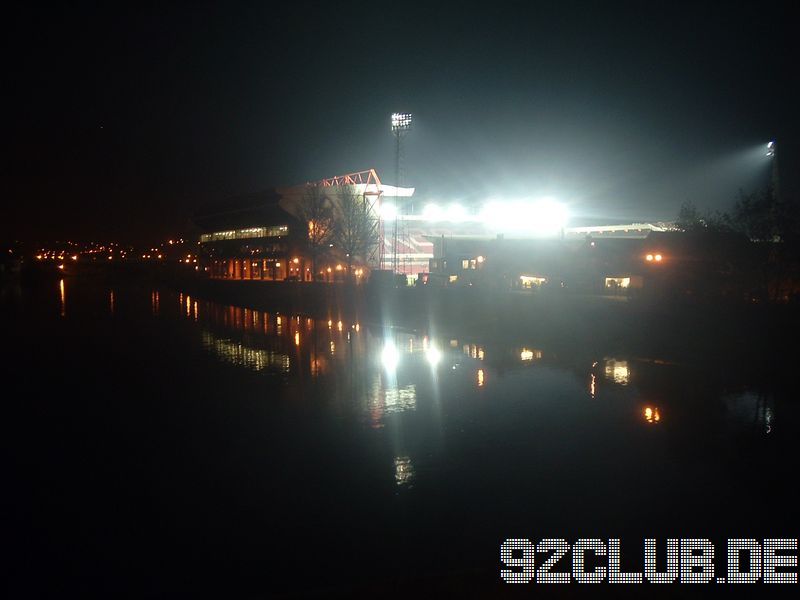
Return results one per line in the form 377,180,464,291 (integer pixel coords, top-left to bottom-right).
195,168,759,299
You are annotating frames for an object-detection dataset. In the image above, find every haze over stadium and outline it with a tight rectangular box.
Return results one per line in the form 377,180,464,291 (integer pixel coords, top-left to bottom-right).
5,2,796,244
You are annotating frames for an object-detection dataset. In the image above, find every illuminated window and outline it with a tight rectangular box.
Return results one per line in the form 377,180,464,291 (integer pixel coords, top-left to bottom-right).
461,259,469,270
605,277,630,289
520,347,542,361
519,275,547,289
200,225,288,243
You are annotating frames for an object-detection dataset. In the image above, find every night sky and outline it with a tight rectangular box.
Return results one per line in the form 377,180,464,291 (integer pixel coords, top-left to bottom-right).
6,1,798,243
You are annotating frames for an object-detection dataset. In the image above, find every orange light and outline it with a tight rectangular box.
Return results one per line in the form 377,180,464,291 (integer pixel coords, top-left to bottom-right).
644,406,661,423
293,257,299,264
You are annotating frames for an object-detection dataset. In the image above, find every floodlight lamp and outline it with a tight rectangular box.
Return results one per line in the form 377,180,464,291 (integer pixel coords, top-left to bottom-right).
767,141,775,157
391,112,412,132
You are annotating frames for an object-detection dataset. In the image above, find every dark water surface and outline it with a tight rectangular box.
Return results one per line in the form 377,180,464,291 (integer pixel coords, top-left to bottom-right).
5,279,798,595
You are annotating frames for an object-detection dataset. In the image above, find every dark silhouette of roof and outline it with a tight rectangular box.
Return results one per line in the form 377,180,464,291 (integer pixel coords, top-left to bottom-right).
192,190,299,232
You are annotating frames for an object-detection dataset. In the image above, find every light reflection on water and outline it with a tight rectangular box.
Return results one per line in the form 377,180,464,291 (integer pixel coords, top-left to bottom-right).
603,358,630,385
173,292,678,435
394,456,415,487
200,331,291,373
6,265,797,593
724,391,775,434
168,291,771,436
5,277,792,589
59,279,65,317
43,282,787,495
47,282,784,442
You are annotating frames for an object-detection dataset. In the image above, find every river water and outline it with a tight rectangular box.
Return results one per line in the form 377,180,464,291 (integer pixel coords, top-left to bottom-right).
5,278,798,594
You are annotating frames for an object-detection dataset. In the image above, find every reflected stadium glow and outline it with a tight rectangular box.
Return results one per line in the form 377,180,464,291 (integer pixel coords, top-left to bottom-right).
425,344,442,366
394,455,415,486
381,341,400,371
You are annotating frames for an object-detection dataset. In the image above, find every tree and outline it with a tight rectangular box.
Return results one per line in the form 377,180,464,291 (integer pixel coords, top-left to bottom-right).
676,201,731,233
729,185,791,242
676,201,703,232
675,188,800,302
332,186,378,280
296,184,334,279
729,185,799,301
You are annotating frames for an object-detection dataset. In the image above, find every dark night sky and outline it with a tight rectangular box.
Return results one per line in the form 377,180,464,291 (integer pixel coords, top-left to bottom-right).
5,1,798,243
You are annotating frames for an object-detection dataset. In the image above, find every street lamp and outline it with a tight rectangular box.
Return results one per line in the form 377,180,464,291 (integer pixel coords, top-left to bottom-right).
766,141,775,157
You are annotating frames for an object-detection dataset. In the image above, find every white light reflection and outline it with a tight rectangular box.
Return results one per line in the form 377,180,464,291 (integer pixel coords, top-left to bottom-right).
604,358,630,385
381,341,400,371
425,343,442,366
394,456,415,487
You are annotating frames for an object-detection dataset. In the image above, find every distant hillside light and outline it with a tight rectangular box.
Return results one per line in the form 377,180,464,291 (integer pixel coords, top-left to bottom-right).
391,112,412,132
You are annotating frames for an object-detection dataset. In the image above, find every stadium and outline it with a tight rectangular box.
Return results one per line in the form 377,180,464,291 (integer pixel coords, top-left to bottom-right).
193,167,680,290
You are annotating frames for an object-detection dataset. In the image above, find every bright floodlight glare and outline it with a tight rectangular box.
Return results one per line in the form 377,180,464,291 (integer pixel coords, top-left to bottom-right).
480,198,567,235
391,112,412,132
425,344,442,366
532,198,567,232
422,203,443,220
380,203,398,220
767,141,775,157
445,203,466,222
381,341,400,371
